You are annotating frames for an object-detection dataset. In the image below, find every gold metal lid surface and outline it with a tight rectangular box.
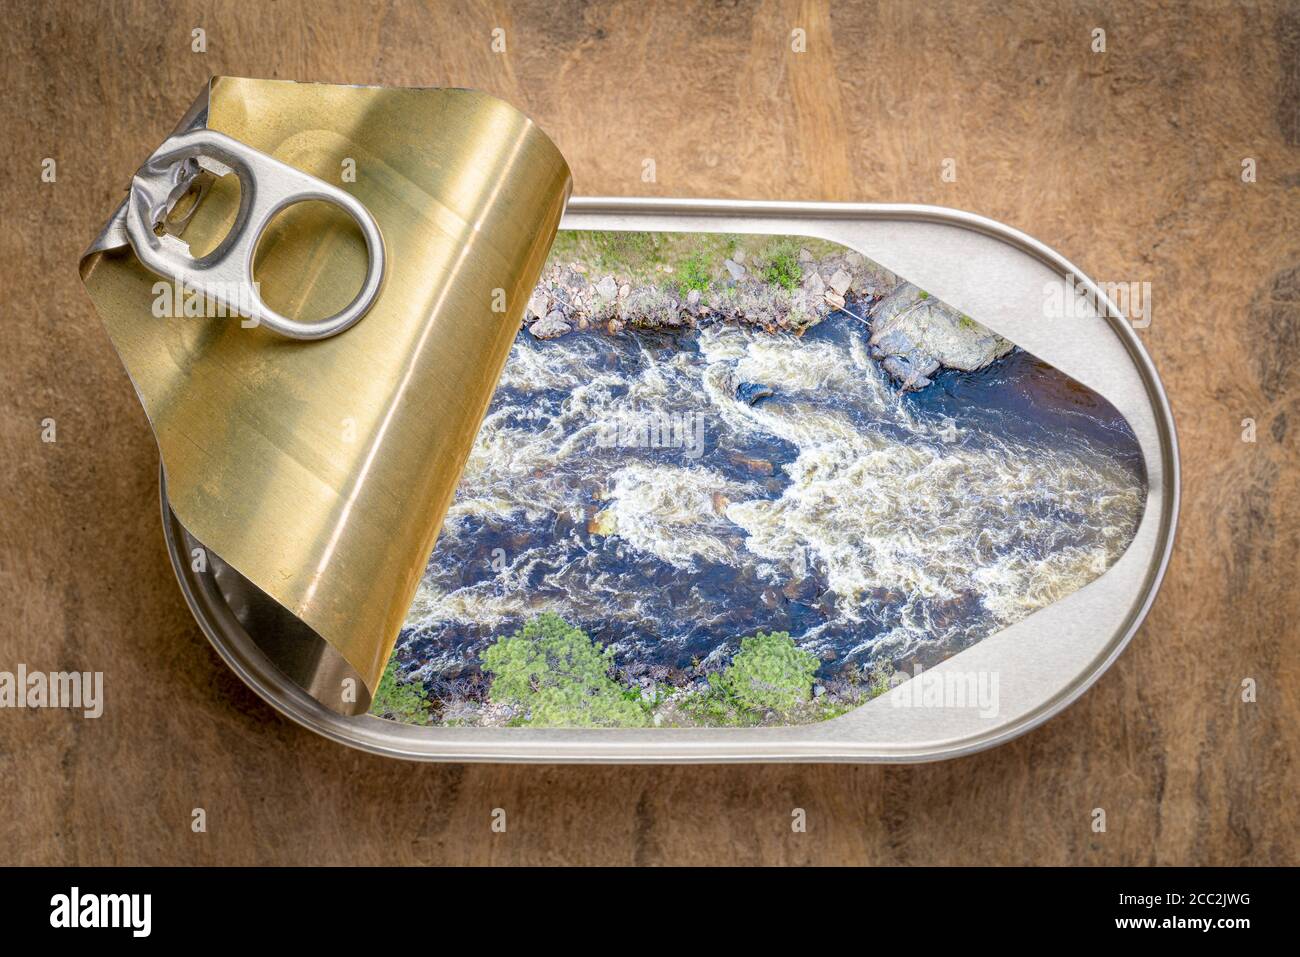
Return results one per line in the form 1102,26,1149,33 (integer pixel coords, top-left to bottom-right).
81,78,572,712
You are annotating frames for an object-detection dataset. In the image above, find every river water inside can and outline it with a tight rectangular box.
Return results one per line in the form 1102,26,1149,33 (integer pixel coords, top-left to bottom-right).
387,233,1147,728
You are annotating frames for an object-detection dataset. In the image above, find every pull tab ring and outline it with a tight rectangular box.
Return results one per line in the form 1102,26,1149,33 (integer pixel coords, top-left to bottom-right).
124,129,386,341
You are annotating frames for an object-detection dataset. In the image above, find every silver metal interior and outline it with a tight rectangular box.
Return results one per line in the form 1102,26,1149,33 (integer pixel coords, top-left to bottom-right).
161,198,1179,763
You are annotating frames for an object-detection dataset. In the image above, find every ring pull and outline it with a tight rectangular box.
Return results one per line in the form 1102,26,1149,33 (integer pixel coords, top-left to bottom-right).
124,129,386,341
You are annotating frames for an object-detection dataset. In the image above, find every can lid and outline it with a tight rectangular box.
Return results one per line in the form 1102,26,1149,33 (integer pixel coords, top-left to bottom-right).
81,77,573,712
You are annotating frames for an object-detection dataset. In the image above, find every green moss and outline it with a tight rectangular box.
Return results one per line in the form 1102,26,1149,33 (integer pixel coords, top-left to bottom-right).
370,658,431,724
481,613,648,727
918,290,930,300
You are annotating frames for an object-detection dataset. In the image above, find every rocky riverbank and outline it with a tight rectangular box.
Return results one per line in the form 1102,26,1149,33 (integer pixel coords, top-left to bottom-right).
525,237,890,338
523,233,1017,391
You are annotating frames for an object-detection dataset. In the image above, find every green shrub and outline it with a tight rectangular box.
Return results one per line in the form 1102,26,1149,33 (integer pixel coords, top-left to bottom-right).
715,630,819,713
370,658,431,723
676,253,712,293
481,613,648,727
761,246,803,291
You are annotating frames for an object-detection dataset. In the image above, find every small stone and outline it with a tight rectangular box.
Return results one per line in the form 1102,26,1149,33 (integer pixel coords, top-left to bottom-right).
526,290,548,320
803,271,826,299
736,381,774,405
798,247,814,263
711,491,730,515
529,310,571,339
687,289,701,306
570,262,587,273
813,684,826,698
829,269,853,296
587,507,617,536
724,259,746,280
618,283,630,299
596,275,618,299
733,250,746,263
782,577,818,601
727,450,774,475
825,291,846,310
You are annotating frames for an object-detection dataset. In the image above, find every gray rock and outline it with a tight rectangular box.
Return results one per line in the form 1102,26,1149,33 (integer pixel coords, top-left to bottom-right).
829,269,853,296
882,355,940,389
526,290,549,321
869,282,1014,389
802,270,826,300
872,328,913,356
723,258,747,280
529,309,572,340
595,275,618,299
687,288,701,306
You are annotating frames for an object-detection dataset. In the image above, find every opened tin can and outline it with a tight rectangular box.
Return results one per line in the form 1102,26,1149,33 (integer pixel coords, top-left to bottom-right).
84,79,1178,762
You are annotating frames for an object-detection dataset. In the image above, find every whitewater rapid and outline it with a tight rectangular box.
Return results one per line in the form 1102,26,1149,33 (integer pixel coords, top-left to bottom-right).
398,317,1145,681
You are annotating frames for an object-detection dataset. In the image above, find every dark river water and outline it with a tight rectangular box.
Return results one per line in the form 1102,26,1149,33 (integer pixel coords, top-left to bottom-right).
394,309,1146,696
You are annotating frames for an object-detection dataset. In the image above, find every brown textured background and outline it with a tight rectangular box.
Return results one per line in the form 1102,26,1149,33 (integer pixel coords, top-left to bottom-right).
1,0,1296,865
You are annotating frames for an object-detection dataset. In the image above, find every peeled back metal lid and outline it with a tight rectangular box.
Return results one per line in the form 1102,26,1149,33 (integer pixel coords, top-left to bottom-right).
80,77,572,714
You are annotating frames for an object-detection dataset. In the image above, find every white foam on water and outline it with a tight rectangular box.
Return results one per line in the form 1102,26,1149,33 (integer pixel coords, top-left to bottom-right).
600,462,759,570
402,319,1144,668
